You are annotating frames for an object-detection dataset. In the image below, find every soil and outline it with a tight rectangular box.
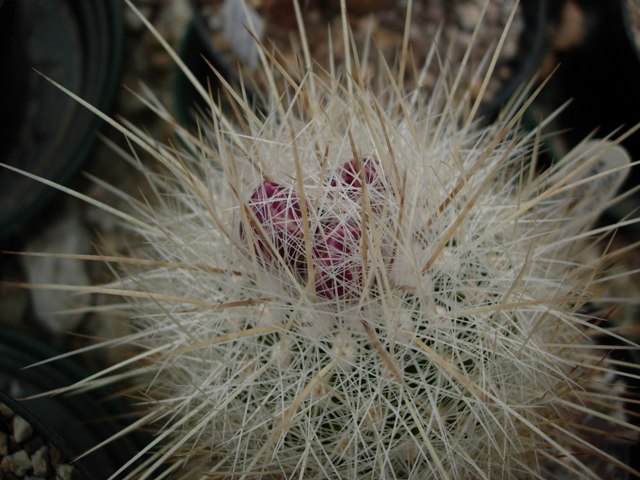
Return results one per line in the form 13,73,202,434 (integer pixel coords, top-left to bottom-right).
195,0,524,106
0,400,83,480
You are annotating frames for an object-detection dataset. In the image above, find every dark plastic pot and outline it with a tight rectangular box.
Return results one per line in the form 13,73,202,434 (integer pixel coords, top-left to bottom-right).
174,19,263,135
523,0,640,236
618,0,640,199
0,0,124,243
0,325,144,479
621,0,640,64
478,0,552,120
174,22,227,131
544,0,640,191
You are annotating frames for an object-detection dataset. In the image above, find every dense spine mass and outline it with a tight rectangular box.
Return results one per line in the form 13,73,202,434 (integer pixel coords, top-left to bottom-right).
12,1,639,479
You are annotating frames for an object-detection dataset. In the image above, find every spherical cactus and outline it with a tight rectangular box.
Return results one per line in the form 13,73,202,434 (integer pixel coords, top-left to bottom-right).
12,1,640,479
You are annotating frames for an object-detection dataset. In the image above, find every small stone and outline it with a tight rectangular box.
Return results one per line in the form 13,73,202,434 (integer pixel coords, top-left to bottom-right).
0,431,8,456
123,6,152,32
22,435,45,456
261,0,298,27
48,446,62,469
10,450,32,476
31,446,50,477
0,278,29,328
13,416,34,444
456,2,482,31
20,212,92,334
149,49,174,71
0,454,13,472
220,0,264,68
326,0,396,15
0,402,14,419
553,0,587,51
56,464,75,480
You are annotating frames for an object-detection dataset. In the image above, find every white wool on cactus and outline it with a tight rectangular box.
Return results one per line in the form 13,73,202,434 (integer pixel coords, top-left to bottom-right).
4,1,639,479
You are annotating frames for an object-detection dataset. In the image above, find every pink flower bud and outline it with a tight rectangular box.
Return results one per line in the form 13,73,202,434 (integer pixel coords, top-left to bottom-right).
329,156,388,213
313,219,362,299
243,181,304,268
330,156,380,193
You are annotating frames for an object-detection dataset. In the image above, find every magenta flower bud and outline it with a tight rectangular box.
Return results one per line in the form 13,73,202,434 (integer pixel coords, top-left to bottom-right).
313,219,362,300
329,156,388,213
330,156,380,193
243,181,304,267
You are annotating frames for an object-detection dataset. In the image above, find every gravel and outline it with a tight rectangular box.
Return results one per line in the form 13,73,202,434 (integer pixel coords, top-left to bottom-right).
195,0,525,106
0,400,84,480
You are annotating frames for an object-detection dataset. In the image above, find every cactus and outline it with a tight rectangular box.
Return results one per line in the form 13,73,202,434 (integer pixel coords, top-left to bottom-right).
5,1,639,478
